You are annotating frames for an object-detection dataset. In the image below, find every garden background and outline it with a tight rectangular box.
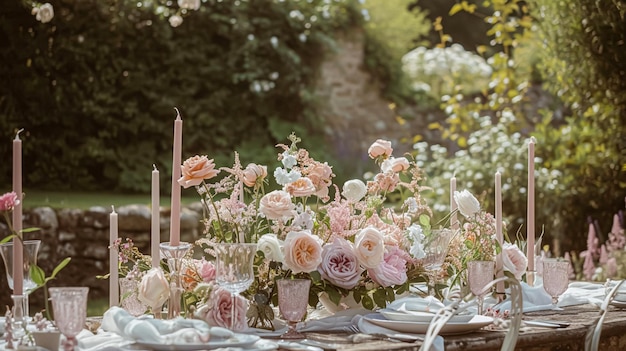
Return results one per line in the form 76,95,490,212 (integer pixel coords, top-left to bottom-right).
0,0,625,296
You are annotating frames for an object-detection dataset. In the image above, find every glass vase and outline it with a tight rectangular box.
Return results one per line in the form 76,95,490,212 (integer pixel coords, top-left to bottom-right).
160,241,192,319
1,240,41,318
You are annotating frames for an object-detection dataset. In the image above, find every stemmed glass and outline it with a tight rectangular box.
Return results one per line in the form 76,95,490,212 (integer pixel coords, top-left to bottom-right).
422,229,455,296
214,243,257,331
277,278,311,339
542,259,570,305
49,287,89,351
0,239,41,318
468,260,495,315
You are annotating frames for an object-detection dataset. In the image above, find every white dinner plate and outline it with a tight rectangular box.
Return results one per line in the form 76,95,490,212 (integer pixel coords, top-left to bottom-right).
379,309,474,323
610,299,626,308
135,334,261,351
364,313,493,335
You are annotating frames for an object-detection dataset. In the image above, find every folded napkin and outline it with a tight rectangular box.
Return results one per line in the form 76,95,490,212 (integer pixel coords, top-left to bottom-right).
387,296,446,314
495,280,606,313
357,313,444,351
96,307,234,345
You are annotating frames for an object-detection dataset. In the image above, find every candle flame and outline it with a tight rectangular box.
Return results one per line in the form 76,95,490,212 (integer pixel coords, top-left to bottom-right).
15,128,24,140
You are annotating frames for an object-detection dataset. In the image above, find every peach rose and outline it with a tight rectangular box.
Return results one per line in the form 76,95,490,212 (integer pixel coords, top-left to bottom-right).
259,190,295,220
381,157,410,173
284,177,317,197
283,230,323,273
242,163,267,187
501,242,528,280
178,155,220,188
368,139,393,159
202,288,247,331
307,162,333,191
354,227,385,268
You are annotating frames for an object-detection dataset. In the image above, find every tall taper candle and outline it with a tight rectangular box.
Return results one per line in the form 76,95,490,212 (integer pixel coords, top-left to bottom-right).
169,108,182,246
151,164,160,268
109,205,119,307
12,129,24,295
495,171,505,295
527,137,536,286
450,176,458,231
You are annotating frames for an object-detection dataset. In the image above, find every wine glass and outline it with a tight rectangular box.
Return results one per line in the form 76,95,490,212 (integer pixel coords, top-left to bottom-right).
468,260,494,315
542,259,570,305
277,278,311,339
49,287,89,351
0,239,41,318
422,229,455,296
214,243,257,331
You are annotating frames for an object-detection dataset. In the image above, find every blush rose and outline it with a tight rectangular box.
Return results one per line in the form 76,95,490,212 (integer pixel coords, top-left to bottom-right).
178,155,220,188
283,230,323,273
318,238,364,289
259,190,295,220
354,227,385,268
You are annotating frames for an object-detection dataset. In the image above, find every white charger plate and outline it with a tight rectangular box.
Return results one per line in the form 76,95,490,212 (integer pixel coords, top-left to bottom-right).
379,309,474,323
135,334,262,351
364,313,493,335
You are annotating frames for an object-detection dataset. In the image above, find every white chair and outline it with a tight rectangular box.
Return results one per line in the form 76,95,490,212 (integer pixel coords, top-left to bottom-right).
584,279,625,351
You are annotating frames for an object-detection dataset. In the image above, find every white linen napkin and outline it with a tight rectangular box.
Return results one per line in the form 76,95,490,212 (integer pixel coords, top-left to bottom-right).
357,314,444,351
387,296,446,314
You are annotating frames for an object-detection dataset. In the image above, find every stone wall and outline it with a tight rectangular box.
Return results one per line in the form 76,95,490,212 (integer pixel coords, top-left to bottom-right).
0,204,205,313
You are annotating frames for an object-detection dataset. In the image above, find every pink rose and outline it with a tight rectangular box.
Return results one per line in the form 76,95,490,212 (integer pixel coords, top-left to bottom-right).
242,163,267,187
178,155,220,188
283,230,323,273
318,238,364,289
306,162,334,197
284,177,317,197
373,172,400,193
368,139,393,159
368,247,408,287
0,192,19,212
381,157,410,173
204,288,247,331
259,190,295,220
196,259,216,282
501,242,528,280
354,227,385,268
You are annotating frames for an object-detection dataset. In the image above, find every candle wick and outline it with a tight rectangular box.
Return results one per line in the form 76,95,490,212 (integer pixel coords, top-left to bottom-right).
174,107,181,119
15,128,24,140
111,205,115,213
153,164,157,171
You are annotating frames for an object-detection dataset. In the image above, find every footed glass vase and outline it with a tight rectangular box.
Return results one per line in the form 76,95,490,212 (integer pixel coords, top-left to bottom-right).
1,240,42,318
160,241,192,319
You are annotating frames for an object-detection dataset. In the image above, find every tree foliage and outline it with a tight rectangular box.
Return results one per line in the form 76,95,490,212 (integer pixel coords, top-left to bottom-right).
0,0,364,193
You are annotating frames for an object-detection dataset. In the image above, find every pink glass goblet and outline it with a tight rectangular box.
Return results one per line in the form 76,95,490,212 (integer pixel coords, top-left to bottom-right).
468,260,495,315
277,279,311,339
542,259,570,305
49,287,89,351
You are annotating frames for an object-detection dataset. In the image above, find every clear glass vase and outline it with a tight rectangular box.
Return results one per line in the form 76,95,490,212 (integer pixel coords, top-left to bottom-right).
160,241,192,319
1,240,41,317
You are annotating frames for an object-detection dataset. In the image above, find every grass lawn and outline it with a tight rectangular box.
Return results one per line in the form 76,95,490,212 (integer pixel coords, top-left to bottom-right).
22,188,199,210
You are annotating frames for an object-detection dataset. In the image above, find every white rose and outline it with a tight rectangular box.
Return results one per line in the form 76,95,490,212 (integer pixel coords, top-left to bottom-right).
501,242,528,280
257,234,284,262
381,157,410,173
178,0,201,10
169,15,183,27
36,3,54,23
454,189,481,218
354,226,385,268
342,179,367,202
138,268,170,308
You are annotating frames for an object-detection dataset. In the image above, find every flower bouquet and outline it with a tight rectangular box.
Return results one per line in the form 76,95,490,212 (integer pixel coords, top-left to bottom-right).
181,134,443,329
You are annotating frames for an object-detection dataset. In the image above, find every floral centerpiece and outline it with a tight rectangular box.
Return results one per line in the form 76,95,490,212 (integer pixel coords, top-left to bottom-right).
178,134,440,329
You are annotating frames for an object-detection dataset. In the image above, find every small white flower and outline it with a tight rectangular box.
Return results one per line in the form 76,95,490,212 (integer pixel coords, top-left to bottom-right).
274,167,301,186
281,151,297,169
407,224,425,259
169,15,183,27
35,3,54,23
178,0,200,10
454,189,481,218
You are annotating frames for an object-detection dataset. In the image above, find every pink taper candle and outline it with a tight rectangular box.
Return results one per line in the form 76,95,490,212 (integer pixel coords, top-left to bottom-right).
151,164,160,268
527,137,536,286
12,129,24,295
495,171,505,295
169,108,182,246
450,176,459,231
109,205,119,307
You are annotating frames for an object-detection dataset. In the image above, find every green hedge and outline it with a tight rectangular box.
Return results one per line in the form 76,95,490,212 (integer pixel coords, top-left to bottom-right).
0,0,364,193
